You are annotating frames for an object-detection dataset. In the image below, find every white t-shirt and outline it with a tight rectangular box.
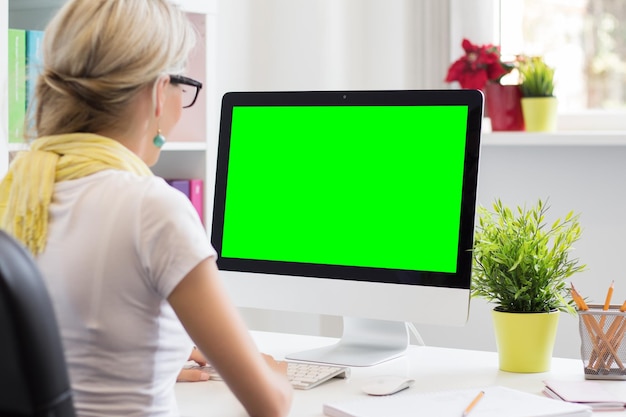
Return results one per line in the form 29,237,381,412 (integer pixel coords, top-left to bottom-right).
36,170,216,417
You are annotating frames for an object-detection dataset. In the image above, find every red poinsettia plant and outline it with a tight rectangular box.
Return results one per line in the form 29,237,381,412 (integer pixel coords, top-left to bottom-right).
445,38,514,90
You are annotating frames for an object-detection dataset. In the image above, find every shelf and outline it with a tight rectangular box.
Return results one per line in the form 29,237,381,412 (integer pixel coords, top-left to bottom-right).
481,131,626,146
8,143,28,152
162,141,207,151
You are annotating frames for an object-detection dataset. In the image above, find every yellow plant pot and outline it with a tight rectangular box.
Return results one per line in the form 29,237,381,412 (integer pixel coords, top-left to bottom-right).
521,97,558,132
491,308,560,373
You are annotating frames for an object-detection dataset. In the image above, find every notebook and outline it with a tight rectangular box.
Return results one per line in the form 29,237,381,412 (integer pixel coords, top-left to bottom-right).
543,379,626,411
323,385,591,417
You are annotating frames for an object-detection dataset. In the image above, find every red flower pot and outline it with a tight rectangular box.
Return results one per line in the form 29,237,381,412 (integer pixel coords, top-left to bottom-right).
484,83,525,131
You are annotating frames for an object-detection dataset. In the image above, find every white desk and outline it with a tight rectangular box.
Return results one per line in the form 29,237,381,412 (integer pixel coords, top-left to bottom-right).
175,331,626,417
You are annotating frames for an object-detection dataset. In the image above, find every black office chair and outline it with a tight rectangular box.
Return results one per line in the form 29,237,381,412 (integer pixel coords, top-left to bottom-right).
0,230,76,417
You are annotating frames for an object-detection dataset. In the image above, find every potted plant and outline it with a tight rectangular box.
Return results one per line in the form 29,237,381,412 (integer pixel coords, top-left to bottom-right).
472,199,586,372
445,38,524,131
518,56,558,131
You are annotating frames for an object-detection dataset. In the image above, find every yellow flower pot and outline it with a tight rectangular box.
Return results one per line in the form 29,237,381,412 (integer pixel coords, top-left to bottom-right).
491,308,560,373
521,97,558,132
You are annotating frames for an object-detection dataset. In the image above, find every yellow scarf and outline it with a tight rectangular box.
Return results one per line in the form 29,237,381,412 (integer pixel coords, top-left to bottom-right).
0,133,152,254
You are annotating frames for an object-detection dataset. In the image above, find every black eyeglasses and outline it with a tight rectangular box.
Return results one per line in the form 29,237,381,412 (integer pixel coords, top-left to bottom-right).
169,74,203,108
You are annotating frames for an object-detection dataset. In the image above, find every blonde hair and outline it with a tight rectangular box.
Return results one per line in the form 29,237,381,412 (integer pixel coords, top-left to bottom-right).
29,0,196,138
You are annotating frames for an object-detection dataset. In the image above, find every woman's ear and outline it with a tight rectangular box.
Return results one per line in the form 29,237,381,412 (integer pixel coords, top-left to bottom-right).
154,75,170,118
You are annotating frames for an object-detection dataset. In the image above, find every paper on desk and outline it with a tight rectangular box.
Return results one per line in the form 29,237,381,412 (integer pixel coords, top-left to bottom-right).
543,379,626,411
323,385,591,417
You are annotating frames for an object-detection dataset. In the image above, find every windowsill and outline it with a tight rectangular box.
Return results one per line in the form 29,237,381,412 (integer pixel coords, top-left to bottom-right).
481,130,626,146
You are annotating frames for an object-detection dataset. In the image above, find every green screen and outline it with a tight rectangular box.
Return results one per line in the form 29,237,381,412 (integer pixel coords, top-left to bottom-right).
221,105,468,273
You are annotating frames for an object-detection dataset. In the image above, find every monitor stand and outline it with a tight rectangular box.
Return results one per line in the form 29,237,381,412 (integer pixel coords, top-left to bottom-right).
285,317,410,367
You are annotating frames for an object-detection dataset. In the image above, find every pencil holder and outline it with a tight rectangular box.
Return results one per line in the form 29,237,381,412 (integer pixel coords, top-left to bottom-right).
578,304,626,380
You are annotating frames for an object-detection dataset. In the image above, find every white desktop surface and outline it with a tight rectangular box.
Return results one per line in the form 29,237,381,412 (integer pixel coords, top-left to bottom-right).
175,331,626,417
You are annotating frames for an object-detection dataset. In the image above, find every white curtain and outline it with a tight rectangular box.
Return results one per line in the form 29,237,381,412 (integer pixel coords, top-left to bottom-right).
217,0,454,95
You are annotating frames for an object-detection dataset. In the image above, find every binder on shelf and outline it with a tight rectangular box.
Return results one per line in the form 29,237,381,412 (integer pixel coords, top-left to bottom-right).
168,179,190,198
323,385,591,417
188,178,204,224
8,28,26,144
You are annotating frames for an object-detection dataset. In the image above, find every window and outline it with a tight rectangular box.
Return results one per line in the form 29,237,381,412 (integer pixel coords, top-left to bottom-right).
500,0,626,113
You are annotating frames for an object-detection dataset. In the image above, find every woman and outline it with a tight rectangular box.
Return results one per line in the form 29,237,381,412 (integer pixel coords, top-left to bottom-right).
0,1,293,416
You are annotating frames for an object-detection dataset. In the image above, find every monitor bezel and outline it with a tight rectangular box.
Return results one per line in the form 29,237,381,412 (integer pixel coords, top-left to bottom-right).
211,89,483,292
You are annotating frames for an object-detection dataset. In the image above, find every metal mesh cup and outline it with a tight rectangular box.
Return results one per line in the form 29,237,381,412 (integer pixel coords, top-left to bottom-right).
578,305,626,380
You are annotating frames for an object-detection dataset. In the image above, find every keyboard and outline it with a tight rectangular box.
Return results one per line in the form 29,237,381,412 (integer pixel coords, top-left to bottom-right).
186,361,350,390
286,362,350,389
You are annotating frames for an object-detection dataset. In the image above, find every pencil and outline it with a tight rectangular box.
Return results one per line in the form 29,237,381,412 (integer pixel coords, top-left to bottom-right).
570,284,588,311
602,299,626,342
591,281,617,368
603,300,626,369
599,280,614,328
571,284,605,368
594,309,624,369
462,390,484,417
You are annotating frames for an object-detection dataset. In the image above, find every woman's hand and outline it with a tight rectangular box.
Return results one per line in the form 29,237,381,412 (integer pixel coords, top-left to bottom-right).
262,353,288,375
177,347,210,382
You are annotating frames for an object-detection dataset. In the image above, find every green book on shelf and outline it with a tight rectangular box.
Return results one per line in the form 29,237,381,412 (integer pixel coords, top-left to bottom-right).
8,28,26,144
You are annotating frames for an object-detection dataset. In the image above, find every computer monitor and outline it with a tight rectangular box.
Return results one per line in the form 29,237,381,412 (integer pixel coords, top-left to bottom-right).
211,89,483,367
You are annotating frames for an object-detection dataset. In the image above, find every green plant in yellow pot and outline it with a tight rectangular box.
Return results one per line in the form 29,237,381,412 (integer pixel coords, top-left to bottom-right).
472,199,586,372
519,56,558,132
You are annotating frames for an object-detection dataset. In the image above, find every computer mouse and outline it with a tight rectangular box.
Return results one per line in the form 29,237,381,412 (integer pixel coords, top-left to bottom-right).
361,376,415,396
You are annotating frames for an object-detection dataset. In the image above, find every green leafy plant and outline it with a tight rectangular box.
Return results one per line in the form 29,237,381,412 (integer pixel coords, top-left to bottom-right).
518,56,556,97
472,199,585,314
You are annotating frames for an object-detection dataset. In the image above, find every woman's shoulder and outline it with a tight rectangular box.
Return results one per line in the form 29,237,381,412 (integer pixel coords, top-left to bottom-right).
82,170,183,195
59,170,192,212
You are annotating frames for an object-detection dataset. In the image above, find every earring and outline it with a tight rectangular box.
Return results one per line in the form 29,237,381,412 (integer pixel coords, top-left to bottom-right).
153,129,166,148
